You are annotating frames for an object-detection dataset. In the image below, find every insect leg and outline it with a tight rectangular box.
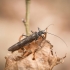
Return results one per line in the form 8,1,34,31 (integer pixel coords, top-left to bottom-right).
31,30,34,33
18,34,28,53
19,34,27,41
32,40,39,60
44,32,47,39
38,27,41,31
22,50,32,58
32,50,36,60
20,43,32,59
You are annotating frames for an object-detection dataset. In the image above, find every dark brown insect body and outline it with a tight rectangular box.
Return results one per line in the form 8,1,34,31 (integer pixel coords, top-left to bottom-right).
8,30,46,52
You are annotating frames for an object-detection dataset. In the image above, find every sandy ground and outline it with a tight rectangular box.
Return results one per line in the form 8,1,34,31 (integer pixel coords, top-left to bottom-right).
0,0,70,70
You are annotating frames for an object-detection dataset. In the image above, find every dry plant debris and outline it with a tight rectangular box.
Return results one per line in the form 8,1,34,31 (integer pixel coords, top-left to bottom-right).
5,39,66,70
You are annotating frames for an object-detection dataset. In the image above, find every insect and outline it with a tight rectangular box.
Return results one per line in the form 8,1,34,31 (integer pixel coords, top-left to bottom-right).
8,28,47,52
8,24,68,60
8,26,48,60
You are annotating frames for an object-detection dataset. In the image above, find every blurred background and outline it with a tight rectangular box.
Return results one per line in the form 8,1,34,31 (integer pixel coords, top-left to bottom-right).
0,0,70,70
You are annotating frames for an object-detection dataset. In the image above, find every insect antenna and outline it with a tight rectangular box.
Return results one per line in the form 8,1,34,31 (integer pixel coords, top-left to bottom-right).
47,32,68,47
44,24,54,31
43,24,68,47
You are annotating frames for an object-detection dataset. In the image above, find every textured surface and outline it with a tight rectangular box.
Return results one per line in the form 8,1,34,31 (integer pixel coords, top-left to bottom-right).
5,40,66,70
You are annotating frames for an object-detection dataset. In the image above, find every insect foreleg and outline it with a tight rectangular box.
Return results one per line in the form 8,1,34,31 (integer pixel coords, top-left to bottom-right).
31,30,35,33
44,32,47,39
38,27,41,31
